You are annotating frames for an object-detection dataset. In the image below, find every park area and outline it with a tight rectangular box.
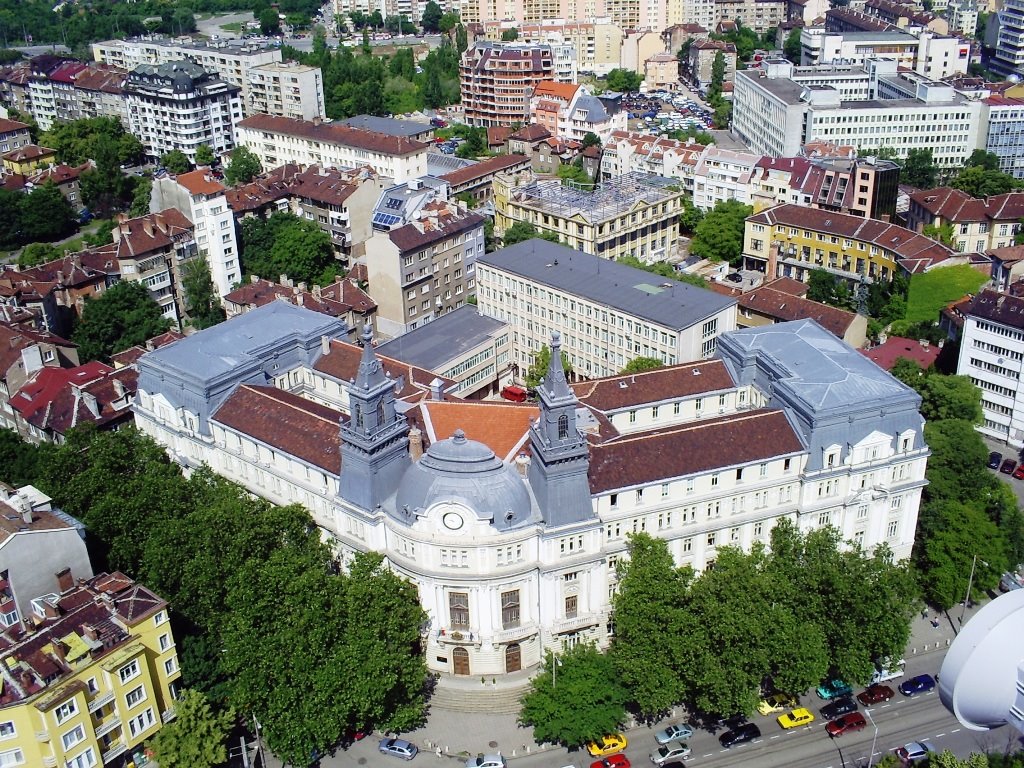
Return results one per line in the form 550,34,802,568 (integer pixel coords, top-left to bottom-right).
905,265,988,325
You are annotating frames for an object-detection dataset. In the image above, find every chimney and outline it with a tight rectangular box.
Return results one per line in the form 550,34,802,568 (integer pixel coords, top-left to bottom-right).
43,601,59,619
429,377,444,401
298,282,307,293
113,379,125,399
408,426,423,461
320,334,330,355
71,253,81,270
56,270,65,284
280,274,289,286
296,293,304,306
82,624,99,642
250,274,259,284
55,568,73,593
142,217,154,237
515,453,531,477
313,284,322,300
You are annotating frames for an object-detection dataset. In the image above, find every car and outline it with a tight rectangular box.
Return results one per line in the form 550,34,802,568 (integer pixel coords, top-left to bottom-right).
1001,458,1017,474
820,697,858,720
898,674,936,696
777,707,815,729
894,740,936,764
378,738,418,760
1001,571,1024,591
654,723,694,744
825,712,867,737
1013,465,1024,480
586,734,628,757
857,684,896,705
650,741,691,765
465,755,507,768
757,693,798,715
590,756,630,768
719,722,761,747
726,272,744,283
816,679,854,700
988,451,1003,469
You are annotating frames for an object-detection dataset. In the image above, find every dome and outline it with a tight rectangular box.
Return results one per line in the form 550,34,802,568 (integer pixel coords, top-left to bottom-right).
393,429,534,531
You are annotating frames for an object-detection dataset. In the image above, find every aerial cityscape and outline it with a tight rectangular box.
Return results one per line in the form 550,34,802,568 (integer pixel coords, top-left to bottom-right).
0,0,1022,765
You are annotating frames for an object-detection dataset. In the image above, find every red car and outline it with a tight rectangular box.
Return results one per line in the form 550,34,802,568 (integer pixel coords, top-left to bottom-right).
1000,458,1017,474
857,684,895,705
591,756,630,768
1013,465,1024,480
826,712,867,737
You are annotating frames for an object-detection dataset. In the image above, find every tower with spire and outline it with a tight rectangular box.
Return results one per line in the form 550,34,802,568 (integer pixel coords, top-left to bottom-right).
338,323,410,510
527,331,595,526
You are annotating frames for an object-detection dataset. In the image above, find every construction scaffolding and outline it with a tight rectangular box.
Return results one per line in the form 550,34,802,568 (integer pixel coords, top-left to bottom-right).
508,171,680,222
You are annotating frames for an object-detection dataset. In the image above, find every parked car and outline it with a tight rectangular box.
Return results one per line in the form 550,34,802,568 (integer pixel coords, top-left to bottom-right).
816,679,853,700
586,734,627,757
1013,465,1024,480
719,723,761,747
654,723,694,744
465,755,507,768
1001,458,1017,474
777,708,815,729
894,740,936,764
650,741,691,765
899,674,936,696
988,451,1003,469
857,684,896,705
826,712,867,737
1000,571,1024,591
379,738,418,760
757,693,798,715
821,697,858,720
591,756,629,768
871,658,906,684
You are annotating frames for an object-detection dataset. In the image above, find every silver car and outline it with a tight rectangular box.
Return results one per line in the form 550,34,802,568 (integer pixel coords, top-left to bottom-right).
465,755,507,768
650,741,691,765
654,723,694,745
379,738,418,760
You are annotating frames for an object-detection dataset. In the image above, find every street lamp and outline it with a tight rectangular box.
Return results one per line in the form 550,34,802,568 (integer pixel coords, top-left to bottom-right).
864,708,879,768
551,651,563,688
958,554,989,630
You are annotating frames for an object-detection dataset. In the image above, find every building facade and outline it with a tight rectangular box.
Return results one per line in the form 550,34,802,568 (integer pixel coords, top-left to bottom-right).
247,60,326,122
904,188,1024,253
460,42,557,127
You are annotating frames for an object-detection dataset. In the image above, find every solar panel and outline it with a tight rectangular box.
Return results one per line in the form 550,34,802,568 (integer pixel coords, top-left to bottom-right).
385,198,403,210
372,212,401,229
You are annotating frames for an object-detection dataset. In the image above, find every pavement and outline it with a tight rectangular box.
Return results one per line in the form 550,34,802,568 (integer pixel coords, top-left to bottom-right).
252,599,985,767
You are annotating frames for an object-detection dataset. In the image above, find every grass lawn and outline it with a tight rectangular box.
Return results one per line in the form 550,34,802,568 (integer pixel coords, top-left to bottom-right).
905,265,988,324
220,22,243,32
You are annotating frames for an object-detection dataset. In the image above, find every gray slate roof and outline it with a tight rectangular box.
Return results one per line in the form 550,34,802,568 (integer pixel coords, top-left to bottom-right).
376,306,507,372
571,94,610,124
342,114,432,137
480,239,736,331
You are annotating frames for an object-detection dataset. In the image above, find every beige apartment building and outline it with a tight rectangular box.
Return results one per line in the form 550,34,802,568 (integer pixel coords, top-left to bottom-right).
479,21,625,76
247,61,326,121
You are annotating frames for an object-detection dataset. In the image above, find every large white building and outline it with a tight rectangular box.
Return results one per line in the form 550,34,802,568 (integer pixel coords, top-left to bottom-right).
247,60,326,121
235,114,429,184
477,239,738,377
732,58,984,167
958,290,1024,448
799,28,969,80
92,37,282,110
133,299,930,678
124,61,242,165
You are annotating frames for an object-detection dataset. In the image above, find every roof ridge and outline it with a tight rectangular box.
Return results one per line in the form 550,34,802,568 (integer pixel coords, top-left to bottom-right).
599,409,779,445
241,384,339,425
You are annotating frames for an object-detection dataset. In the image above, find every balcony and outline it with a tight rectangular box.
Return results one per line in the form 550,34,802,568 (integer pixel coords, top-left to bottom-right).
95,715,121,739
162,706,177,723
88,690,115,713
35,730,50,742
436,628,480,646
494,623,538,643
102,741,129,764
552,612,601,634
42,757,57,768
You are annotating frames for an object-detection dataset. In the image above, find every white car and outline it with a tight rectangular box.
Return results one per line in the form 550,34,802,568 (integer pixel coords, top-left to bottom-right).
465,755,507,768
650,741,691,765
654,723,694,744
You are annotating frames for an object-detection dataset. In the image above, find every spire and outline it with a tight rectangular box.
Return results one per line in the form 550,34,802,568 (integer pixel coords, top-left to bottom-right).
542,331,573,402
354,322,387,391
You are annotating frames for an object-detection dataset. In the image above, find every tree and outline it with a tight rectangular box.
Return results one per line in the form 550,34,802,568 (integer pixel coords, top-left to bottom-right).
181,257,225,329
708,51,726,102
581,132,601,150
420,0,442,32
783,27,802,62
605,68,643,92
679,197,704,234
502,221,561,247
0,428,55,488
0,188,23,249
966,149,1000,171
225,146,263,186
557,162,592,187
17,242,62,269
149,689,233,768
951,166,1023,198
260,8,281,35
20,182,77,243
161,149,192,174
72,280,171,363
240,211,338,286
526,344,572,388
688,199,752,265
129,176,153,217
622,357,663,373
901,148,938,189
501,27,518,41
923,222,955,247
520,644,628,747
456,23,468,53
916,374,983,423
195,145,216,167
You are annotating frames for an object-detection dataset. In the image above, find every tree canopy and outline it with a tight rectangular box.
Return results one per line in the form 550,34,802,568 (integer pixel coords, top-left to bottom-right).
605,68,643,92
502,222,561,247
240,211,338,286
195,145,216,167
901,148,938,189
181,256,226,329
526,344,572,388
689,199,752,265
621,357,664,373
149,689,233,768
224,145,263,186
161,149,192,174
20,181,78,243
71,280,171,363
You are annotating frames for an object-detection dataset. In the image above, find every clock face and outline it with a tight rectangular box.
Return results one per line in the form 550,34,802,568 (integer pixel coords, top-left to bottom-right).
442,512,464,531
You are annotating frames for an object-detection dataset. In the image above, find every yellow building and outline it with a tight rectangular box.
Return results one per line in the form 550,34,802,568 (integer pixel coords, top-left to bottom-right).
741,203,957,285
1,144,57,175
494,170,684,263
0,572,180,768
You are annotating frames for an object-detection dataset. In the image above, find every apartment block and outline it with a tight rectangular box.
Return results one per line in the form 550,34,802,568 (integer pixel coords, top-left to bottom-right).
479,20,625,77
247,60,326,121
477,239,737,377
742,203,957,286
905,187,1024,252
982,95,1024,179
124,62,242,165
600,130,707,186
0,118,30,155
235,114,429,184
799,28,968,79
92,37,282,110
714,0,786,34
0,569,179,768
529,81,627,143
493,171,684,263
460,42,557,127
692,147,761,211
958,290,1024,447
688,39,737,90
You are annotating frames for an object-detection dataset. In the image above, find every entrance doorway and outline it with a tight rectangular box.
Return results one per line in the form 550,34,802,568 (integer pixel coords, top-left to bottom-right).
452,646,470,675
505,643,521,673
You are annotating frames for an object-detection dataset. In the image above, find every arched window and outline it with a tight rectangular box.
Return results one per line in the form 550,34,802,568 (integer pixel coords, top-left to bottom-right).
354,404,363,430
557,414,569,440
376,399,385,429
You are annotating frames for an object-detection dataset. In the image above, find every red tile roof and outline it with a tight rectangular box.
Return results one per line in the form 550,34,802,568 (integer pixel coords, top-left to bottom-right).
313,339,454,402
533,80,580,101
224,277,376,317
11,363,137,437
965,289,1024,331
0,118,28,135
112,208,194,261
212,384,344,472
237,114,429,156
738,287,859,338
439,154,530,187
418,400,537,460
176,169,225,196
224,163,302,213
572,360,735,412
509,124,552,142
860,336,940,371
388,208,484,253
0,324,75,381
3,144,55,163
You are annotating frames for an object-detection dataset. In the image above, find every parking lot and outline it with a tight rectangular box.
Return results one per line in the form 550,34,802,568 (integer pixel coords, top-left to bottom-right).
622,90,715,134
981,434,1024,508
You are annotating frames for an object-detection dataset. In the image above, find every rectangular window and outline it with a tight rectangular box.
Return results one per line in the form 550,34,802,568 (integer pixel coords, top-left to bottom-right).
628,410,636,423
887,520,899,538
661,483,669,498
0,749,25,768
61,724,85,750
164,657,178,675
159,633,172,651
127,708,155,738
501,590,520,629
119,660,140,684
707,532,717,547
65,748,96,768
609,493,618,509
565,595,578,618
0,723,12,740
449,592,469,628
682,537,693,552
125,685,146,708
54,698,78,724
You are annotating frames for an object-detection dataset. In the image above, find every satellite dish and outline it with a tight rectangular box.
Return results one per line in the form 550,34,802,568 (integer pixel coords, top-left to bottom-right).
938,589,1024,733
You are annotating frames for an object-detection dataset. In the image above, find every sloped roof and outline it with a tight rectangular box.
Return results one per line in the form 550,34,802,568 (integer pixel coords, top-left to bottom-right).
738,287,859,338
861,336,940,371
237,114,429,156
572,360,735,411
439,154,530,186
175,169,225,196
966,289,1024,331
11,363,137,437
416,400,536,461
533,80,580,101
313,338,455,402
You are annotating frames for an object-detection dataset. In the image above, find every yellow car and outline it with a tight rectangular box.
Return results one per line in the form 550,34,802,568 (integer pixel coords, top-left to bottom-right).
777,708,815,729
586,734,628,757
757,693,798,715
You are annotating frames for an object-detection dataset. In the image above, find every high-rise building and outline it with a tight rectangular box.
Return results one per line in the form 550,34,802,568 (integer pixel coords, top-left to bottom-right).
460,42,557,127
